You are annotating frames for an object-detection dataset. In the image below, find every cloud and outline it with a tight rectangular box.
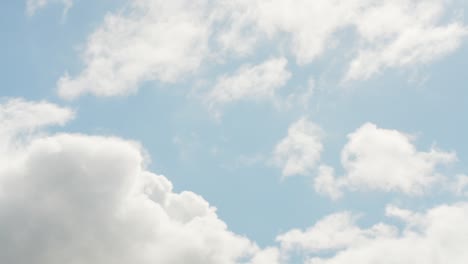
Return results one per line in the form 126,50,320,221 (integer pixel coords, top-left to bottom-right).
314,123,456,199
206,57,291,116
277,212,397,253
58,0,467,99
0,98,74,144
248,247,282,264
279,203,468,264
313,165,344,200
273,118,323,177
26,0,73,17
0,98,279,264
57,0,213,99
243,0,467,79
346,21,467,80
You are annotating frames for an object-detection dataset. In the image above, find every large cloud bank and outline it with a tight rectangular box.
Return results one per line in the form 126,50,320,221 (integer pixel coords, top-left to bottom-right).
0,98,279,264
2,98,468,264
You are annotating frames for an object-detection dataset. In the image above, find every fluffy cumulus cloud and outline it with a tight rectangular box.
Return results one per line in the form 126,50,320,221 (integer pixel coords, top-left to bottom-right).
0,98,280,264
314,123,456,199
57,0,214,99
26,0,73,17
206,57,291,115
273,118,323,177
58,0,467,99
278,203,468,264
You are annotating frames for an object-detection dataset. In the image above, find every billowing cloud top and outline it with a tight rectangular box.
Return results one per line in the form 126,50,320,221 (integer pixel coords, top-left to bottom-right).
314,123,456,199
0,98,279,264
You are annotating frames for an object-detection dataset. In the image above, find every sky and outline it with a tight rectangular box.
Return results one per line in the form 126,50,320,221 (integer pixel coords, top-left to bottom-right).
1,0,468,263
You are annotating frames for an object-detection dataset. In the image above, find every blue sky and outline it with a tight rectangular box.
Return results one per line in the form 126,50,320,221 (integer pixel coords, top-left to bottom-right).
2,1,468,263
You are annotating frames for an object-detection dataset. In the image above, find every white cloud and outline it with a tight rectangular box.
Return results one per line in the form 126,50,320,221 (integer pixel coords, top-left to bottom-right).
58,0,467,99
248,247,281,264
220,0,467,78
58,0,214,99
247,0,362,65
277,212,397,253
281,203,468,264
0,98,279,264
314,123,456,198
206,57,291,115
26,0,73,17
313,165,344,200
273,118,323,177
346,21,467,80
0,98,74,174
245,0,467,79
0,98,74,145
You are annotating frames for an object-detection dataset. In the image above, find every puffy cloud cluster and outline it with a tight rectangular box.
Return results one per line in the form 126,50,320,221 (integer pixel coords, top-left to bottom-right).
314,123,456,199
0,98,279,264
273,118,323,177
58,0,467,99
58,0,213,99
278,203,468,264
